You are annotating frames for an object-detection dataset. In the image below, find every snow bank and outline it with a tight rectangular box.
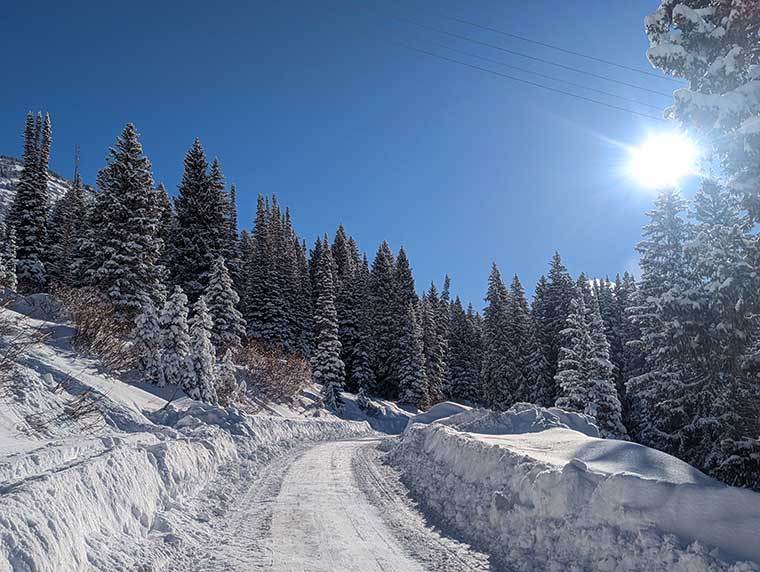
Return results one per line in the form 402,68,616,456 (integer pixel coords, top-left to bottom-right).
390,405,760,571
341,393,414,434
0,302,370,571
434,402,600,437
406,401,471,427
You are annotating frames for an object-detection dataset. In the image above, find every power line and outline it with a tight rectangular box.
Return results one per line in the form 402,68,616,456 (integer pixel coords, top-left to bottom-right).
389,15,674,98
420,38,662,110
451,16,684,84
393,42,667,122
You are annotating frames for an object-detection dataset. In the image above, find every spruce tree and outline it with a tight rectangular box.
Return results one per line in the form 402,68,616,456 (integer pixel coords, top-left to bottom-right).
9,112,50,293
586,292,628,438
627,189,694,454
311,246,345,411
481,264,524,411
155,183,175,271
188,296,218,404
508,275,551,405
349,254,376,393
216,349,245,407
534,253,575,386
133,292,163,385
332,225,361,390
555,288,595,414
243,195,292,348
437,275,451,395
369,241,396,397
421,285,445,404
160,286,194,390
0,224,18,291
596,277,626,401
47,148,87,288
205,256,246,355
447,297,482,403
93,123,164,320
397,301,428,409
170,141,228,300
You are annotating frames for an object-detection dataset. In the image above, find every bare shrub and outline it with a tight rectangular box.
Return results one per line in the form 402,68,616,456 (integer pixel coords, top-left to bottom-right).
236,341,311,403
0,299,48,397
57,287,136,371
23,381,106,436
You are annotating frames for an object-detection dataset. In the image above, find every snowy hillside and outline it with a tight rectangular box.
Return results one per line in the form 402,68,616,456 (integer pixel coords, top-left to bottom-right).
0,295,370,571
390,404,760,571
0,155,75,219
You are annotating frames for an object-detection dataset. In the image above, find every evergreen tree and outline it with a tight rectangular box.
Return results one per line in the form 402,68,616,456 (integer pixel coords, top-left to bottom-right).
615,272,645,406
481,264,524,411
447,297,482,403
9,112,50,293
133,292,163,385
686,180,760,484
294,237,314,356
627,189,694,454
311,246,345,411
92,123,164,320
243,195,293,349
535,253,575,387
188,296,218,403
47,147,86,288
421,284,445,404
397,301,428,409
508,275,551,405
555,288,595,413
369,241,396,397
332,225,361,390
646,1,760,221
0,223,18,291
586,291,628,438
596,277,626,401
349,255,376,393
155,183,175,271
216,349,245,407
170,140,228,300
160,286,194,390
437,275,451,395
205,256,246,354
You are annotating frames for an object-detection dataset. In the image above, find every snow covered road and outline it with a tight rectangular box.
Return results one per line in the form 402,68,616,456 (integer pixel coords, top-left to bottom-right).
162,437,492,572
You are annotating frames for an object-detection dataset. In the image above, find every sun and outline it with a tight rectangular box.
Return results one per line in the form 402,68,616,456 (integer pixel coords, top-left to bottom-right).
627,132,699,189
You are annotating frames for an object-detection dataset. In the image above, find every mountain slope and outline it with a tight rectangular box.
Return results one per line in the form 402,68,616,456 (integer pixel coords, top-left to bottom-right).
0,155,78,220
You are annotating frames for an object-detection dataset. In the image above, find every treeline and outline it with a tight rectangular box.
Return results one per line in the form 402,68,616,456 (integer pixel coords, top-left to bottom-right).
1,110,758,490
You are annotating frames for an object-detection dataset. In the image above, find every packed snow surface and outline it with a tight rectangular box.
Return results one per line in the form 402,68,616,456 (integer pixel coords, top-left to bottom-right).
390,403,760,571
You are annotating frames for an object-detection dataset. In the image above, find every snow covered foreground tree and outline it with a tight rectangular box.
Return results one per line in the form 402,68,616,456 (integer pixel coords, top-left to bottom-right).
644,1,760,489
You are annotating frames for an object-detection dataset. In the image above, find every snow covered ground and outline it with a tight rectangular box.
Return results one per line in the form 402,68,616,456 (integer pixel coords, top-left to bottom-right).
0,296,371,571
4,294,760,571
390,404,760,571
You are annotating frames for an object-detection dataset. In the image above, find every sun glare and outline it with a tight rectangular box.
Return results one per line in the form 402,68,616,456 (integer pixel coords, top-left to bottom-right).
627,133,699,189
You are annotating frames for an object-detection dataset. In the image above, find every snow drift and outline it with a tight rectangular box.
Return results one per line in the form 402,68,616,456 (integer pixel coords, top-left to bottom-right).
0,300,370,571
389,403,760,571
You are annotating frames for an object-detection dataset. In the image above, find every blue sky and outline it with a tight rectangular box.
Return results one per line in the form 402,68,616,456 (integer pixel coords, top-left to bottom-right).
0,0,679,308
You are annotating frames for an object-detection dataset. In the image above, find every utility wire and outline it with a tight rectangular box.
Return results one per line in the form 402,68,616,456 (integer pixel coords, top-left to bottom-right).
394,42,667,122
451,16,684,84
389,15,674,98
420,38,662,110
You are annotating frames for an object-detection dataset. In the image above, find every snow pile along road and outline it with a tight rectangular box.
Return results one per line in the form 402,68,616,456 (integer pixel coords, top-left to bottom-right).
389,403,760,571
0,299,370,572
